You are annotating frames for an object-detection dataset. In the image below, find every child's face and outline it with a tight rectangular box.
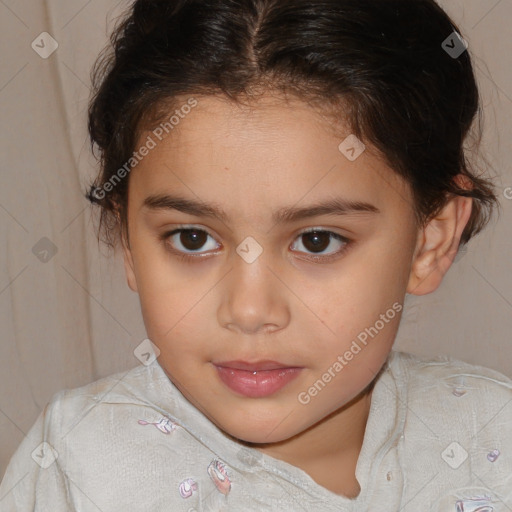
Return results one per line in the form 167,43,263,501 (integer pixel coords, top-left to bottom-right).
123,93,420,444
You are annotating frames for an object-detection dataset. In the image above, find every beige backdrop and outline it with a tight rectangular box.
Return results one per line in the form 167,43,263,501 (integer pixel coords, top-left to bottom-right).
1,0,511,481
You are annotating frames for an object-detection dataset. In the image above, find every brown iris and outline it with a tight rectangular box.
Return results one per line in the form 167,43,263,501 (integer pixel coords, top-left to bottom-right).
301,231,331,253
179,229,208,251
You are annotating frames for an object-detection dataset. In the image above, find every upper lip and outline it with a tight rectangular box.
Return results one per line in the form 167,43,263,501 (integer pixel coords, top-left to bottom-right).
213,360,300,371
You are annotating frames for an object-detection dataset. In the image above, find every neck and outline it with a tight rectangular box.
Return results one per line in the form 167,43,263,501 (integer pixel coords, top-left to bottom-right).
249,383,374,497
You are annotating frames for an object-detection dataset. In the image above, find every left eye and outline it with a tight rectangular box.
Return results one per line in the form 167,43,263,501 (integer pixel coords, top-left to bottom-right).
290,229,348,257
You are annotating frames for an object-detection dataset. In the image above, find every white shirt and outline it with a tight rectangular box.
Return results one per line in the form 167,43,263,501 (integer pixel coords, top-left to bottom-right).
1,350,512,511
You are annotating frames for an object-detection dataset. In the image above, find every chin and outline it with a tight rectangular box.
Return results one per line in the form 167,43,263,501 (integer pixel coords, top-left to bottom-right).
226,425,293,445
210,409,311,445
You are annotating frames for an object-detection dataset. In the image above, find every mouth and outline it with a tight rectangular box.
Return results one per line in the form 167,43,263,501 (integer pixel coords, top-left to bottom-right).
212,360,303,398
214,360,299,371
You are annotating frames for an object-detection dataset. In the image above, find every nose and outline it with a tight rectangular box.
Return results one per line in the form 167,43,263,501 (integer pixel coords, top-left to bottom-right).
217,249,290,336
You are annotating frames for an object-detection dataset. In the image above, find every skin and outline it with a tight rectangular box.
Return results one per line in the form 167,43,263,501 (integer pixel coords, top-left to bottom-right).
121,92,472,498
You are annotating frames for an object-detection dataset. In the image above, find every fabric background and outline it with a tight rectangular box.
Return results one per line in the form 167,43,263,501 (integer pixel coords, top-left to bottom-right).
1,0,511,481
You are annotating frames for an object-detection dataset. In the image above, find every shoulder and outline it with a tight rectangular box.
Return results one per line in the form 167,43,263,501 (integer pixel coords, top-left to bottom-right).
389,349,512,398
0,365,153,507
386,349,512,439
389,349,512,458
386,352,512,505
43,362,167,434
47,364,144,404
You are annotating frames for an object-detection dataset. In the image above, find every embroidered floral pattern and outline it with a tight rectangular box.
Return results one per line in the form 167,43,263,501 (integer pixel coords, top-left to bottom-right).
138,416,178,434
207,459,232,496
455,495,493,511
179,478,198,499
486,449,500,463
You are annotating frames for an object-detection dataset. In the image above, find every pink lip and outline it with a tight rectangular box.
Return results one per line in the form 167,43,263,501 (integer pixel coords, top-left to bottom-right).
215,360,296,371
213,360,303,398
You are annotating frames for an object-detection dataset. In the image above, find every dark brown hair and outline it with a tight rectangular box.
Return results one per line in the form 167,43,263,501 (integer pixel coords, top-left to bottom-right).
86,0,500,251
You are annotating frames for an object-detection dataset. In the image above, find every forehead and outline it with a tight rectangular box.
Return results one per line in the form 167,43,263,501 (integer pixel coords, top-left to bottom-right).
129,93,414,225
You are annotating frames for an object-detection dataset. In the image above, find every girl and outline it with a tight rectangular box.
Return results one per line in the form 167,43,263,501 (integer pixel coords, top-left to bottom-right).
1,0,511,510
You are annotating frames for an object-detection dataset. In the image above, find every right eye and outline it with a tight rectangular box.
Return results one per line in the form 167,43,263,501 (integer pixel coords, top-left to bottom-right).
162,226,221,257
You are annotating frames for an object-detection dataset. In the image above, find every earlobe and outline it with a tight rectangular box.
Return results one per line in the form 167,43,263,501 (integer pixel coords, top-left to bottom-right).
407,183,473,296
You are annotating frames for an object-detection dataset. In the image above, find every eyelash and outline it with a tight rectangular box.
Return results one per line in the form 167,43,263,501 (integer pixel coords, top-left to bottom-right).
160,225,352,263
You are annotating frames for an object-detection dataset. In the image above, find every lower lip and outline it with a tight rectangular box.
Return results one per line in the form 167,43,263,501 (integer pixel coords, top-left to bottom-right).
214,366,302,398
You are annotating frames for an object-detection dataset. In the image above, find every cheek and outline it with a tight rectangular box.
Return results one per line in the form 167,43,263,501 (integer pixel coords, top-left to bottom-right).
130,235,190,318
313,254,406,332
134,263,215,364
299,247,407,369
132,255,189,342
139,287,203,347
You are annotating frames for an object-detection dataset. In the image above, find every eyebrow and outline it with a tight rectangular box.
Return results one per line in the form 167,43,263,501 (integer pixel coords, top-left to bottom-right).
142,193,380,224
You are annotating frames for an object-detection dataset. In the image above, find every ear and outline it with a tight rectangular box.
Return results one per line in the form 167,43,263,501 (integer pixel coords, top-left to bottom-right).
122,243,138,293
120,222,138,293
407,175,473,296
